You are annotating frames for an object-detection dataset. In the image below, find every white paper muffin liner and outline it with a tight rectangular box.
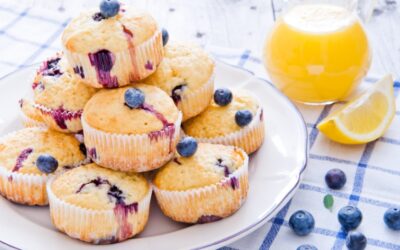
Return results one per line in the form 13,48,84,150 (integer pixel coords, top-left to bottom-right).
64,30,163,89
33,103,83,133
179,69,215,121
0,166,48,205
47,178,152,244
153,149,249,223
20,109,47,128
82,112,182,172
0,157,89,206
0,128,89,205
188,107,265,154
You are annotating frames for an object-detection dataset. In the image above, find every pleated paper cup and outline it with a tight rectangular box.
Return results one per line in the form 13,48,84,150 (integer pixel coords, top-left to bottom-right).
82,112,182,172
0,154,89,206
47,178,152,244
64,30,163,89
20,109,47,128
191,107,265,154
153,149,249,224
0,166,48,206
33,103,83,133
178,69,215,121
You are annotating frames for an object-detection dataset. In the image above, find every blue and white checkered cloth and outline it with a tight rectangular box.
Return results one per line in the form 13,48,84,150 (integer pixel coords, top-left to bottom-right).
0,4,399,250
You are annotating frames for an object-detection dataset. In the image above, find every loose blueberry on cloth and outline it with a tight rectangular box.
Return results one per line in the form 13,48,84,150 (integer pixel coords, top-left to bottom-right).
325,168,346,190
296,244,318,250
288,210,315,236
384,207,400,230
346,231,367,250
338,206,363,231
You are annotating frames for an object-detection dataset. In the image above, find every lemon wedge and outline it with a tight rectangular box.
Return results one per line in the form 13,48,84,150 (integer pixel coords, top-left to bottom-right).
317,75,396,144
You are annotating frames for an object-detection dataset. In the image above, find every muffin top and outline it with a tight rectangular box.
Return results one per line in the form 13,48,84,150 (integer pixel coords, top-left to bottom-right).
0,127,85,175
143,42,214,103
83,84,180,134
183,90,260,138
20,99,44,123
33,54,97,111
153,143,246,191
51,163,149,210
62,7,158,53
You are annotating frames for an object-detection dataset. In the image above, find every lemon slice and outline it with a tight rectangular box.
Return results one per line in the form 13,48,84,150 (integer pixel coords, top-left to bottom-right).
317,75,396,144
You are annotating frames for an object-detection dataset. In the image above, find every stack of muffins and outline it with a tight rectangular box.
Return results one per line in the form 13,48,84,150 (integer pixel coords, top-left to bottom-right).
0,0,265,244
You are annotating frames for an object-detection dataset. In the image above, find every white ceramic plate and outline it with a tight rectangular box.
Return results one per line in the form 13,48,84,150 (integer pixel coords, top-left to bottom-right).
0,61,307,250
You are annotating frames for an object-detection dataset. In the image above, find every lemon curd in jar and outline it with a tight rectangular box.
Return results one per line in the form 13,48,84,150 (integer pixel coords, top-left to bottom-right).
264,4,371,104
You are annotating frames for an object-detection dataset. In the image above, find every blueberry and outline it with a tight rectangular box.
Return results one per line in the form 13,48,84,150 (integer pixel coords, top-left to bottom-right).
100,0,120,18
214,88,232,106
384,207,400,230
124,88,145,109
176,137,198,157
235,110,253,127
297,244,318,250
162,28,169,46
325,168,347,190
338,206,362,231
289,210,315,236
346,231,367,250
36,154,58,173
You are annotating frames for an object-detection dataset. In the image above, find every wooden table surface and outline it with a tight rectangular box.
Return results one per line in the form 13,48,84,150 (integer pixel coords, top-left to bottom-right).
126,0,400,79
6,0,400,79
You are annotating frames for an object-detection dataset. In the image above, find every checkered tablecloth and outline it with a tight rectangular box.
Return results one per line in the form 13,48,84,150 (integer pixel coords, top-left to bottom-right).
0,4,400,250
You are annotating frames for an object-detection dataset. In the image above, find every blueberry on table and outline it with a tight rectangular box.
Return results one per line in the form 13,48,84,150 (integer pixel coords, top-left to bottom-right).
235,110,253,127
214,88,233,106
325,168,347,190
384,207,400,230
125,88,145,109
162,28,169,46
289,210,315,236
346,231,367,250
36,154,58,173
100,0,120,18
338,206,362,231
177,137,198,157
297,244,318,250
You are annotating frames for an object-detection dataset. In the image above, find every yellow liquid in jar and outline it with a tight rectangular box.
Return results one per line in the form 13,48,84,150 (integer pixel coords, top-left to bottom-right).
264,4,371,104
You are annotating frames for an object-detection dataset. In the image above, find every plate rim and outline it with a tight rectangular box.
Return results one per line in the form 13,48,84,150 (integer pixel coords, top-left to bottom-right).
0,61,308,250
194,61,309,249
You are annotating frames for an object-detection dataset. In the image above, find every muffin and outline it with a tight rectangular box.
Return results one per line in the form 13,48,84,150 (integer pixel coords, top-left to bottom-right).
82,84,182,172
47,163,151,244
62,4,163,88
183,88,265,154
143,42,215,121
153,141,249,223
0,127,86,205
29,53,97,133
19,99,46,128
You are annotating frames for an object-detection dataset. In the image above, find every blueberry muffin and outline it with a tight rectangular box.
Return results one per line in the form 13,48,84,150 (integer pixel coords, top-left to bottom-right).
153,140,248,223
62,2,163,88
47,163,151,244
19,99,46,128
0,127,86,205
82,84,182,172
143,42,215,121
29,53,97,133
183,88,265,154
